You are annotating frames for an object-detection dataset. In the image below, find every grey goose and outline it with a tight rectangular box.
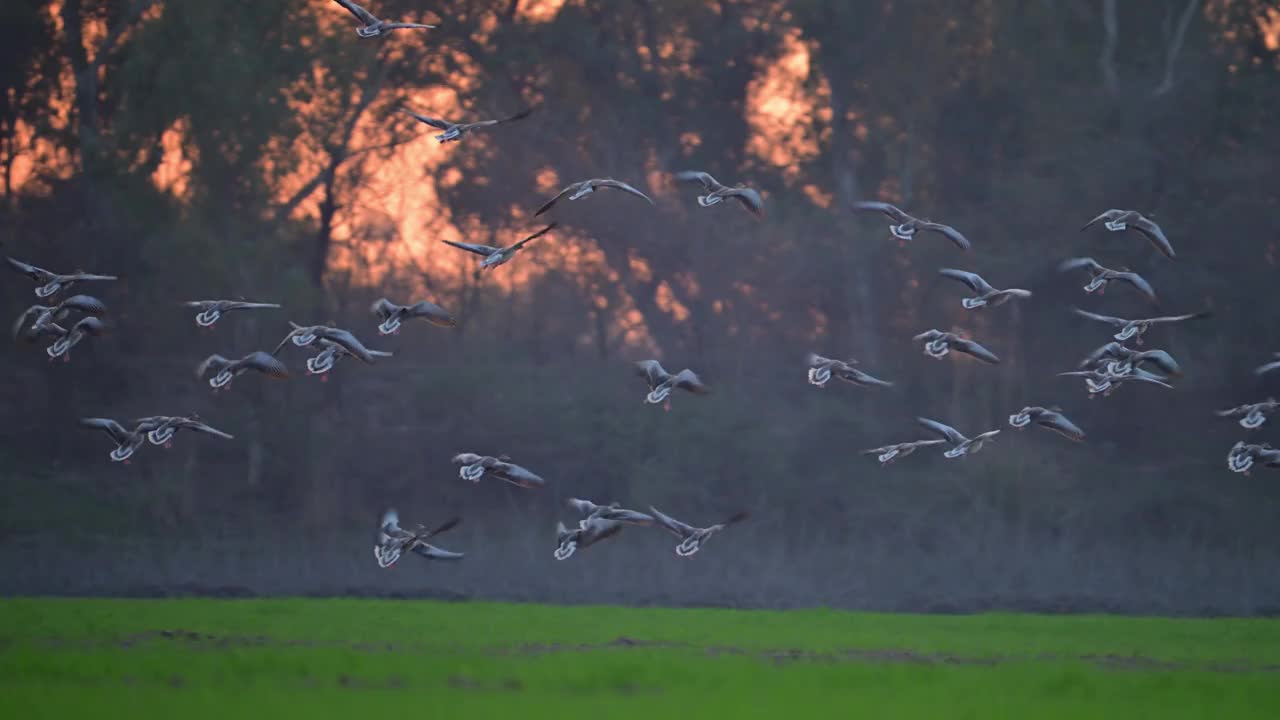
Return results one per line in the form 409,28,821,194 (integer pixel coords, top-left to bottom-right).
554,516,625,561
441,223,557,271
534,178,654,217
304,337,391,377
851,201,971,250
79,417,166,463
566,497,654,526
196,351,290,390
401,107,531,144
674,171,764,219
12,294,107,341
1008,406,1085,442
913,329,1000,364
916,417,1001,459
806,353,892,388
1071,307,1207,345
1058,257,1158,303
1216,399,1278,430
183,300,280,328
1226,442,1280,475
1256,353,1280,376
937,269,1031,309
648,506,747,557
332,0,436,37
5,257,116,298
862,439,947,466
371,297,455,335
451,453,545,488
143,414,234,448
374,509,463,568
1057,367,1173,398
1078,341,1181,377
42,317,106,362
1081,209,1175,260
634,360,710,407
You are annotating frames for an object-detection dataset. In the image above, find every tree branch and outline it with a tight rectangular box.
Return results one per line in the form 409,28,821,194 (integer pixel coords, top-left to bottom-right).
1152,0,1200,97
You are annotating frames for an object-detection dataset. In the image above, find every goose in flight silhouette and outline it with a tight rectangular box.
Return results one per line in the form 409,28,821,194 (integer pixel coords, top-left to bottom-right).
851,201,971,250
1081,209,1175,259
332,0,436,37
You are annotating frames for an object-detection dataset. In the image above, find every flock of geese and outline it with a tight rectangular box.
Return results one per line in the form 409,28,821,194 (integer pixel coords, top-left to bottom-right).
7,0,1280,570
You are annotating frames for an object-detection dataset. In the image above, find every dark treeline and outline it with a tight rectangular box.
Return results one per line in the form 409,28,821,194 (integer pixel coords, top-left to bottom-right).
2,0,1279,614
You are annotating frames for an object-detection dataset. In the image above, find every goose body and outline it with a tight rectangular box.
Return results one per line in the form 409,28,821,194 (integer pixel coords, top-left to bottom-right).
371,297,455,335
43,317,105,361
535,178,654,217
1255,353,1280,376
1216,399,1278,430
912,329,1000,364
916,416,1001,459
861,439,948,465
554,517,624,560
1071,307,1206,345
648,506,747,557
1058,367,1172,398
937,269,1030,309
634,360,710,406
451,453,545,488
195,351,289,390
183,300,280,328
332,0,436,37
852,201,971,250
401,107,531,143
1226,441,1280,475
806,353,892,388
304,337,391,376
144,414,234,448
373,509,463,568
12,294,107,341
441,223,556,271
1058,257,1158,302
675,171,764,219
1008,406,1085,441
1078,341,1181,376
79,417,165,463
1081,209,1175,259
5,256,116,298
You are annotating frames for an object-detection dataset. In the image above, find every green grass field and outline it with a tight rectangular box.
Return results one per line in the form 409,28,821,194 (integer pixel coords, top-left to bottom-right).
2,599,1277,718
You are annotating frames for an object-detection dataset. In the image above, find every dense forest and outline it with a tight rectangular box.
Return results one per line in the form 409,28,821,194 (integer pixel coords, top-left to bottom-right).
2,0,1279,613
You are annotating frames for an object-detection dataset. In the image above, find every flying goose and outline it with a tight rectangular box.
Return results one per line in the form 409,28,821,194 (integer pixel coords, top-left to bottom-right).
332,0,436,37
916,416,1001,459
144,414,234,448
674,171,764,219
806,353,893,388
1081,209,1175,260
304,337,391,377
1077,342,1181,377
373,509,463,569
1008,406,1086,442
273,323,383,373
1255,354,1280,376
79,417,163,463
554,516,625,561
5,257,117,298
648,506,747,557
195,351,290,390
1057,367,1173,398
851,201,971,250
1216,399,1278,430
534,178,654,217
861,439,947,465
1071,307,1207,345
43,317,106,361
401,107,531,143
634,360,710,407
937,269,1031,309
182,300,280,328
451,453,546,488
441,223,557,272
912,329,1000,364
370,297,455,335
566,497,654,526
12,294,107,341
1057,257,1158,303
1226,441,1280,475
